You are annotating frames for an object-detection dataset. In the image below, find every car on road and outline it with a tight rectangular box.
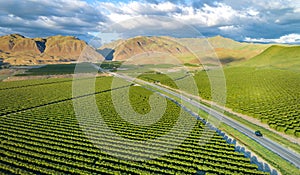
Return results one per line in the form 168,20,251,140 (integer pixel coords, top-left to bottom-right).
255,130,263,137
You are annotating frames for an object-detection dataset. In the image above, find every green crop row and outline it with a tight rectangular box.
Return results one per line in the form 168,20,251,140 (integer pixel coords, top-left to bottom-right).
139,67,300,137
0,76,114,116
0,77,267,174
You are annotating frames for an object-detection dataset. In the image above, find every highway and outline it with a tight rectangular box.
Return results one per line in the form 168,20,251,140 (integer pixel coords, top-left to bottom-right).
93,64,300,169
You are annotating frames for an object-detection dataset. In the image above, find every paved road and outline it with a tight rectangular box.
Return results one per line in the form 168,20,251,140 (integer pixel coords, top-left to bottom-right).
94,64,300,169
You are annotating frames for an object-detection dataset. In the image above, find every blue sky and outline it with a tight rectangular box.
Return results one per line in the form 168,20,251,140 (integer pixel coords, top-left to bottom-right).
0,0,299,44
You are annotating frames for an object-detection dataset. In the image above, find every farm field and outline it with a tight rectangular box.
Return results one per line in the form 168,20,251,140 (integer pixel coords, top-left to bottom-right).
139,67,300,138
15,63,97,76
0,76,268,174
1,0,300,174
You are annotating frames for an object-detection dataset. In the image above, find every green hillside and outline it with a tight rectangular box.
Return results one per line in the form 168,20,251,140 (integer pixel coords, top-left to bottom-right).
177,36,269,64
241,45,300,70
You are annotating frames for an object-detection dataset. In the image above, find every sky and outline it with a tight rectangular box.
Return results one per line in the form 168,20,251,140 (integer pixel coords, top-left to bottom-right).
0,0,300,45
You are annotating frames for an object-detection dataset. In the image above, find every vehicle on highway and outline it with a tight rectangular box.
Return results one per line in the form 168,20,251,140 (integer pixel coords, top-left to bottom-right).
255,130,263,137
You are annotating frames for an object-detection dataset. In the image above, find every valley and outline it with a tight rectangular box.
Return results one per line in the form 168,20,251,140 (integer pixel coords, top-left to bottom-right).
0,34,299,175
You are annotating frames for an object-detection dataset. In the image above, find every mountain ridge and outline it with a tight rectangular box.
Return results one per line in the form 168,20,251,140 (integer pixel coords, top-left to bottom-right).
98,35,271,65
0,34,98,65
1,33,297,66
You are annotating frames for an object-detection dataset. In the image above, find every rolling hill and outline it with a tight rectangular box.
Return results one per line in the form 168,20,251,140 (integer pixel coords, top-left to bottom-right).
175,36,270,64
2,34,298,67
239,45,300,70
98,36,199,64
99,35,270,65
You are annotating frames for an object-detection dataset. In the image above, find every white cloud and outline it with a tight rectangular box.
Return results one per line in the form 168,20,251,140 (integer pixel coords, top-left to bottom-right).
245,33,300,43
222,0,296,10
93,1,300,42
101,1,180,17
105,13,134,23
174,3,250,26
246,9,259,16
0,0,107,37
219,25,240,31
0,0,299,44
102,1,260,28
0,26,12,36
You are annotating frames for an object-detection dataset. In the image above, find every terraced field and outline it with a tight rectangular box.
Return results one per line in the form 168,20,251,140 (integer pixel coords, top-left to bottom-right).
0,77,268,174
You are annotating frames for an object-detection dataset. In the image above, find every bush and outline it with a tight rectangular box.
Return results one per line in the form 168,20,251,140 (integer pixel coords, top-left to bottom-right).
285,128,295,135
261,118,269,123
275,125,287,132
269,124,277,129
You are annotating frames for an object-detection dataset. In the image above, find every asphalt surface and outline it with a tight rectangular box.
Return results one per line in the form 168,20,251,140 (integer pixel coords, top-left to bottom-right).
94,64,300,169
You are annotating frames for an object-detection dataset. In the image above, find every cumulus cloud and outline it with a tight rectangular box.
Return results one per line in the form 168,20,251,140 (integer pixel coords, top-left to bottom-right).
0,0,299,44
174,3,261,26
100,0,262,39
101,1,260,27
101,1,182,22
245,33,300,44
0,0,107,38
218,25,241,31
97,1,265,41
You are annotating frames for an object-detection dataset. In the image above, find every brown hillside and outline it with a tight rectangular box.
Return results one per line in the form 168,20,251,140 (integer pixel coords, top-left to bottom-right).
0,34,41,54
99,36,270,65
99,36,199,64
44,35,86,56
0,34,271,65
0,34,100,65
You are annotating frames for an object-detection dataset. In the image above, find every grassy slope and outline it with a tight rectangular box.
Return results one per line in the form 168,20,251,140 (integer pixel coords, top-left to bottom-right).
177,36,270,65
240,45,300,70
